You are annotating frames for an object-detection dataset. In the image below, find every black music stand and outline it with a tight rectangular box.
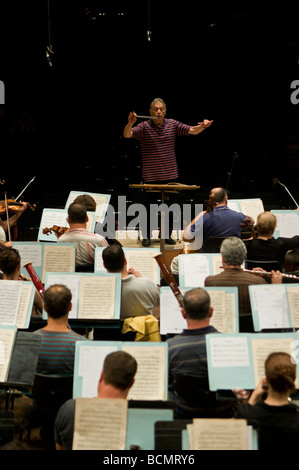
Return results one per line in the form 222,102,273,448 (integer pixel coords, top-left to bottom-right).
130,183,200,257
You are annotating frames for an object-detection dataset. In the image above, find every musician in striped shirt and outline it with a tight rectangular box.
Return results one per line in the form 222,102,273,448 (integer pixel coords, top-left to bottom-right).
123,98,213,246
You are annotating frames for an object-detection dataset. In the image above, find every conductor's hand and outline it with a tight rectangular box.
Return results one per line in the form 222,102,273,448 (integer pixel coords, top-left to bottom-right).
128,112,137,125
198,119,213,129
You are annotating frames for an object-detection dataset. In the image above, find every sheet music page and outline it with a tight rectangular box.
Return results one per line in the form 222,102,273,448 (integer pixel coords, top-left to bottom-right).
159,289,187,335
16,282,34,329
227,201,240,213
40,210,69,232
73,397,128,450
211,255,223,275
77,345,118,397
286,286,299,327
209,335,250,368
0,281,23,325
275,212,299,237
122,345,166,400
65,192,110,223
207,290,226,332
46,274,80,319
250,285,290,330
239,199,264,222
181,255,210,287
251,337,296,386
225,293,237,333
42,244,75,282
95,248,105,272
125,250,159,284
78,276,116,319
13,242,42,268
0,327,17,382
191,418,248,450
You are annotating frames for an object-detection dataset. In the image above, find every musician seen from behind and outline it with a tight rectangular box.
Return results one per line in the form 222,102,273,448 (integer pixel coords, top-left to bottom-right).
167,287,236,418
123,97,213,247
204,237,282,331
58,202,108,269
244,211,299,273
183,187,253,251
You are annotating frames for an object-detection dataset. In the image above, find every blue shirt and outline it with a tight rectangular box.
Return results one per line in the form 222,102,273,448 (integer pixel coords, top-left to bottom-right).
191,206,247,244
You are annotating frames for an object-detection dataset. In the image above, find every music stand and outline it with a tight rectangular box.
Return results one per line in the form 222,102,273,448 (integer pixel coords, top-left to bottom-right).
129,183,200,257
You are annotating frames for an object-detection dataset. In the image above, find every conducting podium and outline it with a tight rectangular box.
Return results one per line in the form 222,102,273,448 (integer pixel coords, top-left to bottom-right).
129,183,200,256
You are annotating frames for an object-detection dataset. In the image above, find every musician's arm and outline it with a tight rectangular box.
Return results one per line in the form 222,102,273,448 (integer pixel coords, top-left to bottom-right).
183,211,206,242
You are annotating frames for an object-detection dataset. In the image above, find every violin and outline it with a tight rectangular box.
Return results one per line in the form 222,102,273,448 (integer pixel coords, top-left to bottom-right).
0,199,36,215
42,225,69,237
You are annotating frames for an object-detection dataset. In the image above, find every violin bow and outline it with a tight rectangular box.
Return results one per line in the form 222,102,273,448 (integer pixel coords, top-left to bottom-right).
4,191,11,242
14,176,36,202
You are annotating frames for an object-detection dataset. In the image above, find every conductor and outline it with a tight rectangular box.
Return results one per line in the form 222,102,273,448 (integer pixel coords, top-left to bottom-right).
123,97,213,246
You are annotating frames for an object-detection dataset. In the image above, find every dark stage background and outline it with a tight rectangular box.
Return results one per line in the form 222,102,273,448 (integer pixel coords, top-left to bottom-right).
1,1,299,236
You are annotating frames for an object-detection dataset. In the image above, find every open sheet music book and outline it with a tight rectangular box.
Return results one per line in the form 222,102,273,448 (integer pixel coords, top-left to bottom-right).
73,341,168,401
206,332,299,391
65,190,111,224
95,247,160,284
249,283,299,331
227,198,264,223
178,253,223,287
13,241,76,282
0,326,17,382
73,397,128,450
37,208,96,242
185,418,257,450
271,210,299,238
0,280,35,329
160,286,239,335
44,272,121,320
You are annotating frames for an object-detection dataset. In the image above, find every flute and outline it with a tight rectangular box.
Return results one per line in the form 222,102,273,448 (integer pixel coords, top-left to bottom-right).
243,268,299,280
154,253,184,308
23,262,45,297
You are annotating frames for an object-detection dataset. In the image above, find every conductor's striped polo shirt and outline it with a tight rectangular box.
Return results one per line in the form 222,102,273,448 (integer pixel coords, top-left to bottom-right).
132,118,191,182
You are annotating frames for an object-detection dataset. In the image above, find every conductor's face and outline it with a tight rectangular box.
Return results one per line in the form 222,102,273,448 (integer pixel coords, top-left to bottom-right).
150,101,166,126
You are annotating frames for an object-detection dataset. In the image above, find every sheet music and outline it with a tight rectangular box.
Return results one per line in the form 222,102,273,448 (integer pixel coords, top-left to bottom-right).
209,335,250,368
250,285,291,330
65,191,111,223
73,397,128,450
42,244,75,282
0,327,17,382
13,242,42,268
251,337,296,386
78,345,118,397
78,276,116,319
287,286,299,327
122,345,166,401
125,249,160,284
17,282,34,329
0,281,23,326
274,212,299,237
191,418,248,450
180,254,210,287
239,199,264,222
46,274,80,319
160,287,238,335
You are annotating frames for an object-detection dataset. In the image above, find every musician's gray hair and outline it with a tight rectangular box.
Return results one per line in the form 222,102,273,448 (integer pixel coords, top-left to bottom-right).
220,236,247,266
150,97,166,111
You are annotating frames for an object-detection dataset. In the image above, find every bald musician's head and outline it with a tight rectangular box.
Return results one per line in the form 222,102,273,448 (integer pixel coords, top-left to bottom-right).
210,187,228,207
